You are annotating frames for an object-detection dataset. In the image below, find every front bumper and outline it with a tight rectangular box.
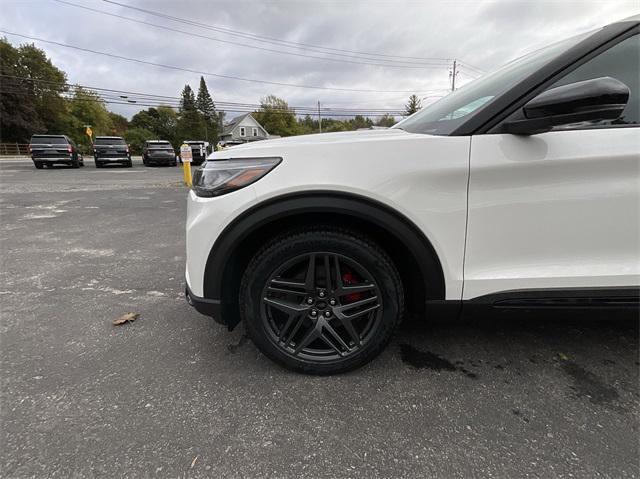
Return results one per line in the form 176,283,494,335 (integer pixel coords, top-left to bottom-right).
185,283,226,326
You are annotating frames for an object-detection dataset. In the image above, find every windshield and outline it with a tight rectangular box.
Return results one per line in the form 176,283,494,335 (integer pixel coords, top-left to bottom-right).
30,136,67,145
94,137,125,145
393,31,592,135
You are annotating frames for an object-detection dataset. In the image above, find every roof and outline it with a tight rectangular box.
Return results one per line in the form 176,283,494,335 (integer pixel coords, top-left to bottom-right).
95,136,124,139
222,113,252,135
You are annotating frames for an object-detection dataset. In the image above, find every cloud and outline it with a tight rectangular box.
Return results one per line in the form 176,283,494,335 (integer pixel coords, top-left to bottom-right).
2,0,638,118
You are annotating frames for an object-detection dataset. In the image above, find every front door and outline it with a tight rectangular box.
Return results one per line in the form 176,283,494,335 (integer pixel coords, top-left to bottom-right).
464,33,640,300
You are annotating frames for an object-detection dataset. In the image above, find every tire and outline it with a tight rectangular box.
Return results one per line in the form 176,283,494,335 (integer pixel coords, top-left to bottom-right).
143,158,149,167
34,162,44,169
239,228,404,375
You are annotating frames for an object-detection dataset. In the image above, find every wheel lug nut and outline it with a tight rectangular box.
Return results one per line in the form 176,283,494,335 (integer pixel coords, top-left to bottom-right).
329,299,336,306
319,291,325,298
310,310,317,317
324,311,331,317
307,298,313,304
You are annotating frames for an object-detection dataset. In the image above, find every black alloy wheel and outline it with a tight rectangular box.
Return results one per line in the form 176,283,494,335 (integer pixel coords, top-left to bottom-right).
240,229,403,374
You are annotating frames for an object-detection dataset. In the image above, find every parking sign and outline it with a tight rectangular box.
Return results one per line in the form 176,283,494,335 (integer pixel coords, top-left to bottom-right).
180,143,193,163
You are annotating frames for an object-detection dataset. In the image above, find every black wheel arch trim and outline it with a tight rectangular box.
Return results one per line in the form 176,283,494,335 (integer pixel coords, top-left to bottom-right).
202,190,447,323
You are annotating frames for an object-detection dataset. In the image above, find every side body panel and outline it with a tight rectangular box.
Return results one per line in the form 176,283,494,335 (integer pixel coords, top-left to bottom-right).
186,131,471,299
464,128,640,299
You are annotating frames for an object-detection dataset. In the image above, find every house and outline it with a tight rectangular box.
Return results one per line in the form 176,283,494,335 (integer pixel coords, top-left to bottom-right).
219,113,277,145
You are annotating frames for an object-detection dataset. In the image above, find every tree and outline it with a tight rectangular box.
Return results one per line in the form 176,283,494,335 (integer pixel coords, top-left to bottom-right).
177,84,206,144
124,127,155,154
297,114,317,134
67,86,113,148
404,94,422,116
180,85,197,112
253,95,299,137
0,38,43,141
0,38,70,142
375,114,396,127
349,115,373,130
131,106,178,144
108,112,129,136
195,76,220,142
19,42,69,135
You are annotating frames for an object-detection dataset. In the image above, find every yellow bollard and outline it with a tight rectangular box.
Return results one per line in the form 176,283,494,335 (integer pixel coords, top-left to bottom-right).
183,160,192,187
180,143,193,187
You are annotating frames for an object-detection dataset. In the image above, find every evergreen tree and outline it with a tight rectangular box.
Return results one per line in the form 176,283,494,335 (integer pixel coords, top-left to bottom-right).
195,77,219,142
177,84,205,143
404,94,422,116
180,85,197,112
196,76,216,118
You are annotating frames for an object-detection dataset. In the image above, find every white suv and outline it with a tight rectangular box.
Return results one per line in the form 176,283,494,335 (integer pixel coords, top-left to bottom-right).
185,17,639,374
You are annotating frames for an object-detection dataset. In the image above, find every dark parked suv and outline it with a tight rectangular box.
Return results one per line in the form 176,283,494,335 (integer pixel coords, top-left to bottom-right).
93,136,132,168
29,134,84,169
142,140,176,166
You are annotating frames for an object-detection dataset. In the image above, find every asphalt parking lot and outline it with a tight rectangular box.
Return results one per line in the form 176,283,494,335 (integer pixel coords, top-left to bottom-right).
1,157,638,478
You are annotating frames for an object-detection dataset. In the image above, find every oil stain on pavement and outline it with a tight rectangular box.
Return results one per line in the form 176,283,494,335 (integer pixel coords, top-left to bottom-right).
559,358,621,407
399,343,478,378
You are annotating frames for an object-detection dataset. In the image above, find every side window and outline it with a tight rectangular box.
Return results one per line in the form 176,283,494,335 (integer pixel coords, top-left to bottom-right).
549,34,639,129
240,127,246,137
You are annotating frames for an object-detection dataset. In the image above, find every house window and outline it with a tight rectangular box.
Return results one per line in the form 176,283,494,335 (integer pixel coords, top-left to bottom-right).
252,128,258,137
239,127,246,137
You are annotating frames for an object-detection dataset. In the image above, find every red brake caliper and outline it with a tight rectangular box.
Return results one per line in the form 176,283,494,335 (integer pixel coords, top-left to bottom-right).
342,269,363,303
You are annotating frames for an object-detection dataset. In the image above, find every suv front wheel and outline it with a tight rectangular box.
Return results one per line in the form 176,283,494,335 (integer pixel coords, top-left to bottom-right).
239,228,404,374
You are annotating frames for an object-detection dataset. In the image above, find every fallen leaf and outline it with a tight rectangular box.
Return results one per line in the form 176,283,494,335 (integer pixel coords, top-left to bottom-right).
113,312,139,325
558,353,569,361
190,456,198,469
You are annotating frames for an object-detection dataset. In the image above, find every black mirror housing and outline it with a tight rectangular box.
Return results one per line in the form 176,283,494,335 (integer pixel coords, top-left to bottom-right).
504,77,630,135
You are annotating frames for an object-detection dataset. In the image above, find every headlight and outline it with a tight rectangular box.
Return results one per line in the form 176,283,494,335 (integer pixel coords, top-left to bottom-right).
192,157,281,197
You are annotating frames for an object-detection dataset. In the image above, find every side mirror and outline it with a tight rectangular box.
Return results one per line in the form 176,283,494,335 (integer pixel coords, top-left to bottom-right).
504,77,629,135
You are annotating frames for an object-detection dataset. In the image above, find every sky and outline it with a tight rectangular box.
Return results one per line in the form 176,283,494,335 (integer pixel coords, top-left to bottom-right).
2,0,638,120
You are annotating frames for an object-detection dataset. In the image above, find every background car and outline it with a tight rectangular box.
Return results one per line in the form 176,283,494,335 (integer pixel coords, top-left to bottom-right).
29,134,84,169
93,136,132,168
142,140,176,166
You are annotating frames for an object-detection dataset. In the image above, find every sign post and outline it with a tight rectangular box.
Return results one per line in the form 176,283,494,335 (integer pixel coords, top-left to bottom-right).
180,143,193,187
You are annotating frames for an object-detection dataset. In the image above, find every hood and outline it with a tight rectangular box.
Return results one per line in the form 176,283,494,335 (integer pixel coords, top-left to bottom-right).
211,128,412,158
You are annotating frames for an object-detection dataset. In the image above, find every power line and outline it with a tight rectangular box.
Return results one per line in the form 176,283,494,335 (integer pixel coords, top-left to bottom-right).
0,74,410,113
0,30,439,94
457,60,486,74
101,0,456,64
53,0,452,70
1,88,401,117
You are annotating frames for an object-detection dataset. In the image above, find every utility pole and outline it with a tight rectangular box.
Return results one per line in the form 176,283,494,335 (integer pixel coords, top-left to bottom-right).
318,100,322,133
450,59,458,92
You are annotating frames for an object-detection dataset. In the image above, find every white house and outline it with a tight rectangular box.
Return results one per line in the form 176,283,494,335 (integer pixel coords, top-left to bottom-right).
219,113,278,145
